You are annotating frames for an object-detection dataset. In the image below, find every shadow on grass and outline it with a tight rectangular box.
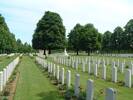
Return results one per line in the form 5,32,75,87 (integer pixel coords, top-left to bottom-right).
37,91,64,100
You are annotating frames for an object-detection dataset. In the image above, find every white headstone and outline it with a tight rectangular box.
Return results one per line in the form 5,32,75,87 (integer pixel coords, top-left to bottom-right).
3,68,7,86
53,64,56,77
120,63,124,73
75,61,78,70
86,79,94,100
56,66,60,81
94,64,98,77
64,48,69,56
50,63,53,74
82,62,85,72
66,70,71,88
112,67,117,83
102,65,106,80
125,69,132,88
48,63,50,73
88,61,91,74
61,68,64,85
105,88,116,100
74,74,80,97
0,71,3,91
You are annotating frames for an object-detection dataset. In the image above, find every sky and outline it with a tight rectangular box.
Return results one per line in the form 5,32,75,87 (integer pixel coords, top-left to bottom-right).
0,0,133,44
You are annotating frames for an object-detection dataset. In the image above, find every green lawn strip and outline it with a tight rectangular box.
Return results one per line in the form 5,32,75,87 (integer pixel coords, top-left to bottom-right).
47,56,133,100
0,55,19,71
14,56,64,100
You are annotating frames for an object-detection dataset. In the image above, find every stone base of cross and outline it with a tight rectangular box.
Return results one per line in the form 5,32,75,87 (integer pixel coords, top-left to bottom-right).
64,48,69,57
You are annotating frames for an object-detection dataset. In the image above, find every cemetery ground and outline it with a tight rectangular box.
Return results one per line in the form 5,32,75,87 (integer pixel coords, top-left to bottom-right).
1,54,133,100
0,55,18,71
45,55,133,100
14,56,64,100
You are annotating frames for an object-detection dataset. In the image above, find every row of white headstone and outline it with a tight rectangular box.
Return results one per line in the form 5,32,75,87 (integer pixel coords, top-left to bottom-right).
50,56,132,88
52,56,133,69
29,53,33,57
7,53,15,57
0,54,21,92
37,52,45,59
100,53,133,58
0,54,7,57
35,56,116,100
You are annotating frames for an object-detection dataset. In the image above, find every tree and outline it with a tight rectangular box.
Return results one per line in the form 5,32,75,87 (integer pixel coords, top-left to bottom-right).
124,19,133,51
0,14,34,54
110,27,123,53
16,39,23,53
81,24,100,55
68,24,83,55
68,23,101,55
22,42,33,53
97,33,102,51
102,31,112,52
32,32,43,50
32,11,66,54
0,14,17,53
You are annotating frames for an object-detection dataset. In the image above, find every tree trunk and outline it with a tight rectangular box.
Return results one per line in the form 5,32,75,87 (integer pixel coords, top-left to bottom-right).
76,50,79,55
87,50,90,56
48,49,51,54
43,49,46,55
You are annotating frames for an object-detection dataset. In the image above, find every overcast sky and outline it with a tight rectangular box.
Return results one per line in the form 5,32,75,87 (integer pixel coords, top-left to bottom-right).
0,0,133,44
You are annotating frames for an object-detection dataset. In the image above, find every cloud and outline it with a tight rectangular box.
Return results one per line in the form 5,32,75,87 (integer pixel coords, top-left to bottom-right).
0,0,133,44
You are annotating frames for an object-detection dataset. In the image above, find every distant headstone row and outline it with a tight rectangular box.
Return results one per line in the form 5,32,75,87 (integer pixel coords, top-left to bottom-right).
0,54,7,56
0,54,22,92
36,56,117,100
7,53,15,57
49,56,132,88
98,54,133,58
0,53,19,57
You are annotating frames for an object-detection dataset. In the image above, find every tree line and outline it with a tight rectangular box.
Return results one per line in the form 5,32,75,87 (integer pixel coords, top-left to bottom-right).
102,20,133,53
0,14,34,54
32,11,133,55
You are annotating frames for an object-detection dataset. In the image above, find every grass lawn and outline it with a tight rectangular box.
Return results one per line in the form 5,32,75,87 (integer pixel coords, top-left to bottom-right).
47,55,133,100
0,55,18,71
14,56,64,100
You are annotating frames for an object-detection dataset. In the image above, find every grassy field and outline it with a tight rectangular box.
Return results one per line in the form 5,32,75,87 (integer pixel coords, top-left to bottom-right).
0,55,18,71
14,56,64,100
13,55,133,100
47,55,133,100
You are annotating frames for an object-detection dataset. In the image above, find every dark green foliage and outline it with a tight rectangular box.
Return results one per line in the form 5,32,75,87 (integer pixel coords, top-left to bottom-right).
32,11,66,53
68,23,101,55
0,14,16,53
68,19,133,54
102,19,133,53
102,31,112,52
124,19,133,51
68,23,83,55
0,14,34,54
110,26,123,52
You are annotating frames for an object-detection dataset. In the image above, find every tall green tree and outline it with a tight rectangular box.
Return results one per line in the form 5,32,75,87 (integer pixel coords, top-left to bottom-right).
0,14,34,54
0,14,17,53
68,23,101,55
81,24,100,55
110,26,123,52
124,19,133,51
102,31,112,52
32,11,66,54
68,24,83,55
